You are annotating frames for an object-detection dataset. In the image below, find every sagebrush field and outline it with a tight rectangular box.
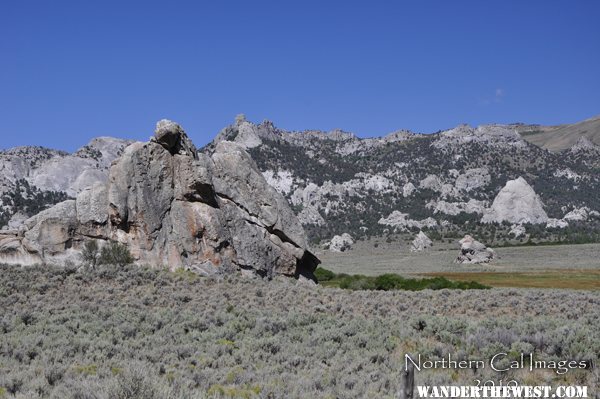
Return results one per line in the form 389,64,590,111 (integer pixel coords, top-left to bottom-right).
0,264,598,398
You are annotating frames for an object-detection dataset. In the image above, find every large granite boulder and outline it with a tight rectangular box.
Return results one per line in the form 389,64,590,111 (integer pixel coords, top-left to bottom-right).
454,235,496,264
0,120,319,280
328,233,354,252
481,177,548,224
410,231,432,252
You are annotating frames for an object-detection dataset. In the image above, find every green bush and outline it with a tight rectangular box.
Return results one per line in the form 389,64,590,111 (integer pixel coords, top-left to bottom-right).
373,274,406,290
317,267,489,291
98,241,134,267
314,267,336,282
339,275,376,290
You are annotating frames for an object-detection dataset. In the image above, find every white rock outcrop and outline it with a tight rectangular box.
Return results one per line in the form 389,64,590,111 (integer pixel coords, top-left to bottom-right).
434,124,525,150
546,218,569,229
410,231,432,252
419,174,443,192
427,199,488,216
563,207,591,221
262,170,295,195
570,136,600,154
454,168,491,192
328,233,354,252
481,177,548,224
509,224,526,238
402,182,416,197
553,168,581,181
28,137,133,197
378,211,437,231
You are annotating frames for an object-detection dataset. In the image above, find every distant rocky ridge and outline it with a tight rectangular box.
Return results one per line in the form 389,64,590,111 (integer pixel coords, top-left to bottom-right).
2,114,600,248
0,121,319,280
204,115,600,244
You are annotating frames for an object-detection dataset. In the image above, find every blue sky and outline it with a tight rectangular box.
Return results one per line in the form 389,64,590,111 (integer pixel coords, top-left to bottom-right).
2,1,599,151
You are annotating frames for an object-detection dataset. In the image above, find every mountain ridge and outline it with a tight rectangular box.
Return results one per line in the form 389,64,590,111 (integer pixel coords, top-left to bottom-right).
2,114,600,247
203,114,600,245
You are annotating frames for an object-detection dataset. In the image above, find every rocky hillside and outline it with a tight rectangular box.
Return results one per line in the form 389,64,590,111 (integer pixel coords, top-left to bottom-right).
0,137,133,228
2,115,599,247
0,121,318,280
204,115,600,245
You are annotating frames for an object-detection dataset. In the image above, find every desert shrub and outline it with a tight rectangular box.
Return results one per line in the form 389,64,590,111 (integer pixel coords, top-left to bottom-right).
19,310,35,326
338,275,376,290
80,240,100,268
4,377,23,395
0,263,597,398
98,241,133,267
108,366,159,399
44,366,65,386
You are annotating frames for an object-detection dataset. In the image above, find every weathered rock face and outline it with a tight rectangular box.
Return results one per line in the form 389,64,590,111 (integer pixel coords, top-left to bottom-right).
410,231,432,252
0,120,319,280
481,177,548,224
563,207,591,222
455,235,496,264
14,137,133,197
454,168,491,192
0,137,133,232
328,233,354,252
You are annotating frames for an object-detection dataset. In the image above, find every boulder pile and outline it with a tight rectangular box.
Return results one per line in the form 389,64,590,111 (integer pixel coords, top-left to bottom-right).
454,235,496,264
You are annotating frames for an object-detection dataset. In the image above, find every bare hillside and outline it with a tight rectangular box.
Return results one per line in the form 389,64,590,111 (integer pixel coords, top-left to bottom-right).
520,115,600,151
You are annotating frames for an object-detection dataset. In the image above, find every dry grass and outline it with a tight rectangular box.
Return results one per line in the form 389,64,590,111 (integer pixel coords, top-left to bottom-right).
420,269,600,290
317,241,600,276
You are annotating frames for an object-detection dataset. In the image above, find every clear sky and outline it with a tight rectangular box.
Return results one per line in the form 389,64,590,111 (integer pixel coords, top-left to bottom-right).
2,1,599,151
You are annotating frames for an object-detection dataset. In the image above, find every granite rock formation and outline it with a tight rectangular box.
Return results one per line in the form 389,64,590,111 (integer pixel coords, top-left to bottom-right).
0,120,319,280
328,233,354,252
454,235,496,264
410,231,433,252
481,177,548,225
